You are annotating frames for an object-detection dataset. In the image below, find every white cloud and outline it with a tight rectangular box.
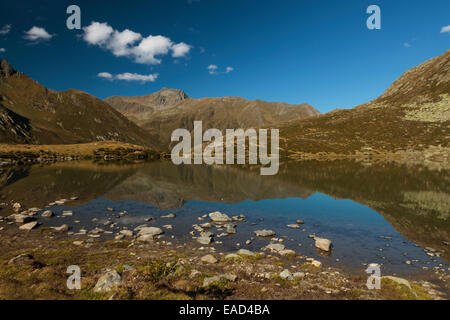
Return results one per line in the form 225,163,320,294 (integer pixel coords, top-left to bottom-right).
82,21,192,65
0,48,6,53
403,42,411,48
24,26,54,42
83,22,113,45
98,71,158,83
97,72,113,79
116,72,158,82
0,24,11,35
172,42,192,58
107,29,142,56
441,25,450,34
132,35,173,64
208,64,218,74
208,64,234,75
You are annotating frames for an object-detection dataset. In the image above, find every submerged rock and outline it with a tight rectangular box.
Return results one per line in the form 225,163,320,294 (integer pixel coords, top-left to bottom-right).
200,231,214,238
134,224,148,231
197,236,213,245
287,224,300,229
225,223,237,234
161,213,176,219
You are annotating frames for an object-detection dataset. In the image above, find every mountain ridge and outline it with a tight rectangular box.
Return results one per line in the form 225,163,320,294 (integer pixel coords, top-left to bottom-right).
106,88,320,150
0,60,158,149
279,50,450,161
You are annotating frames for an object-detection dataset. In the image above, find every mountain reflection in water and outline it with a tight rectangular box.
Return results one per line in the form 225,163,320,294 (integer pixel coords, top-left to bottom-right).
0,160,449,269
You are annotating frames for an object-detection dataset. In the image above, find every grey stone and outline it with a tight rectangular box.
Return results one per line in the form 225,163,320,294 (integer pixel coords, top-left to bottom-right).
53,224,69,232
265,243,286,252
254,230,276,237
19,221,38,231
119,230,133,237
201,254,218,264
94,270,123,292
161,213,176,219
41,210,54,218
237,249,255,256
137,227,164,237
280,269,294,281
209,211,232,222
293,272,305,279
203,274,237,287
314,236,332,252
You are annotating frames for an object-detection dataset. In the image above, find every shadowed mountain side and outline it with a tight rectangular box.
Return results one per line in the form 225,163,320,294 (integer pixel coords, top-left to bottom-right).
104,161,315,210
0,60,158,149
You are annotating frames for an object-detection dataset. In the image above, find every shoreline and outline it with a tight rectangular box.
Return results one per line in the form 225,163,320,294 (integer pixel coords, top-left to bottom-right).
0,199,448,300
0,142,163,167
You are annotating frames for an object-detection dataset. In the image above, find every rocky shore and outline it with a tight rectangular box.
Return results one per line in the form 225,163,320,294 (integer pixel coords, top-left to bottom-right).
0,199,448,300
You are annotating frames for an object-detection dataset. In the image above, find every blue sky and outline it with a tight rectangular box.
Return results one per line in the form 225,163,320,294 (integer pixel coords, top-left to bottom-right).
0,0,449,113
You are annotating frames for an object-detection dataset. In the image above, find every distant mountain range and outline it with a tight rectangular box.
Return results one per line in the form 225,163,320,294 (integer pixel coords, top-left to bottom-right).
106,88,320,150
0,60,156,149
1,50,448,161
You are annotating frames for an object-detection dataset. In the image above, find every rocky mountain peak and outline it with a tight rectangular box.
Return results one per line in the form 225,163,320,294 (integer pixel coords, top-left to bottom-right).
0,60,16,77
155,88,189,105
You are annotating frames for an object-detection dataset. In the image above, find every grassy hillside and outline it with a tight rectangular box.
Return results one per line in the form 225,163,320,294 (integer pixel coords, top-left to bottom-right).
0,60,158,149
279,50,450,161
106,88,320,150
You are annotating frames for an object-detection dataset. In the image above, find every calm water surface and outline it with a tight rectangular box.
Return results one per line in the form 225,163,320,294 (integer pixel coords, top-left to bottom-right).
1,160,449,275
